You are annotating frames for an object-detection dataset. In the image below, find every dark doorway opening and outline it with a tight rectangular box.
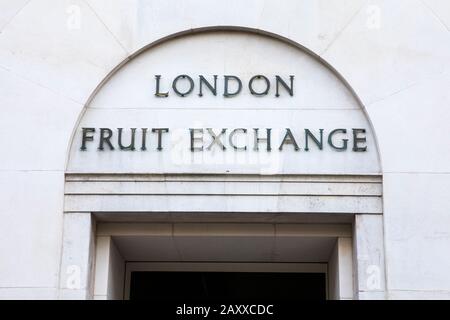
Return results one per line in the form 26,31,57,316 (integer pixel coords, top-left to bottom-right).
129,271,326,300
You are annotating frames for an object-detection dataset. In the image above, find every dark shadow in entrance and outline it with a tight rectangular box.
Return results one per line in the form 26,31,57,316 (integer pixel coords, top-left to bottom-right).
130,271,326,300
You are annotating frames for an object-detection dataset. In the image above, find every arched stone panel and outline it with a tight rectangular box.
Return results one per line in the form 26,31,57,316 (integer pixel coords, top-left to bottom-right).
66,30,380,176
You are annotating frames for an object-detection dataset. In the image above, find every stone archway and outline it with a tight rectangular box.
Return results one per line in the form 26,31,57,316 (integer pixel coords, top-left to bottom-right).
59,28,385,300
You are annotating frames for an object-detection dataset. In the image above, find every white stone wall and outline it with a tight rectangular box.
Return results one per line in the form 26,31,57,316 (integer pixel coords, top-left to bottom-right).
0,0,449,299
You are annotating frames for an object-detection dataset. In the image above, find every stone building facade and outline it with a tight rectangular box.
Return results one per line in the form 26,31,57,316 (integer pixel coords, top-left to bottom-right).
0,0,449,299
